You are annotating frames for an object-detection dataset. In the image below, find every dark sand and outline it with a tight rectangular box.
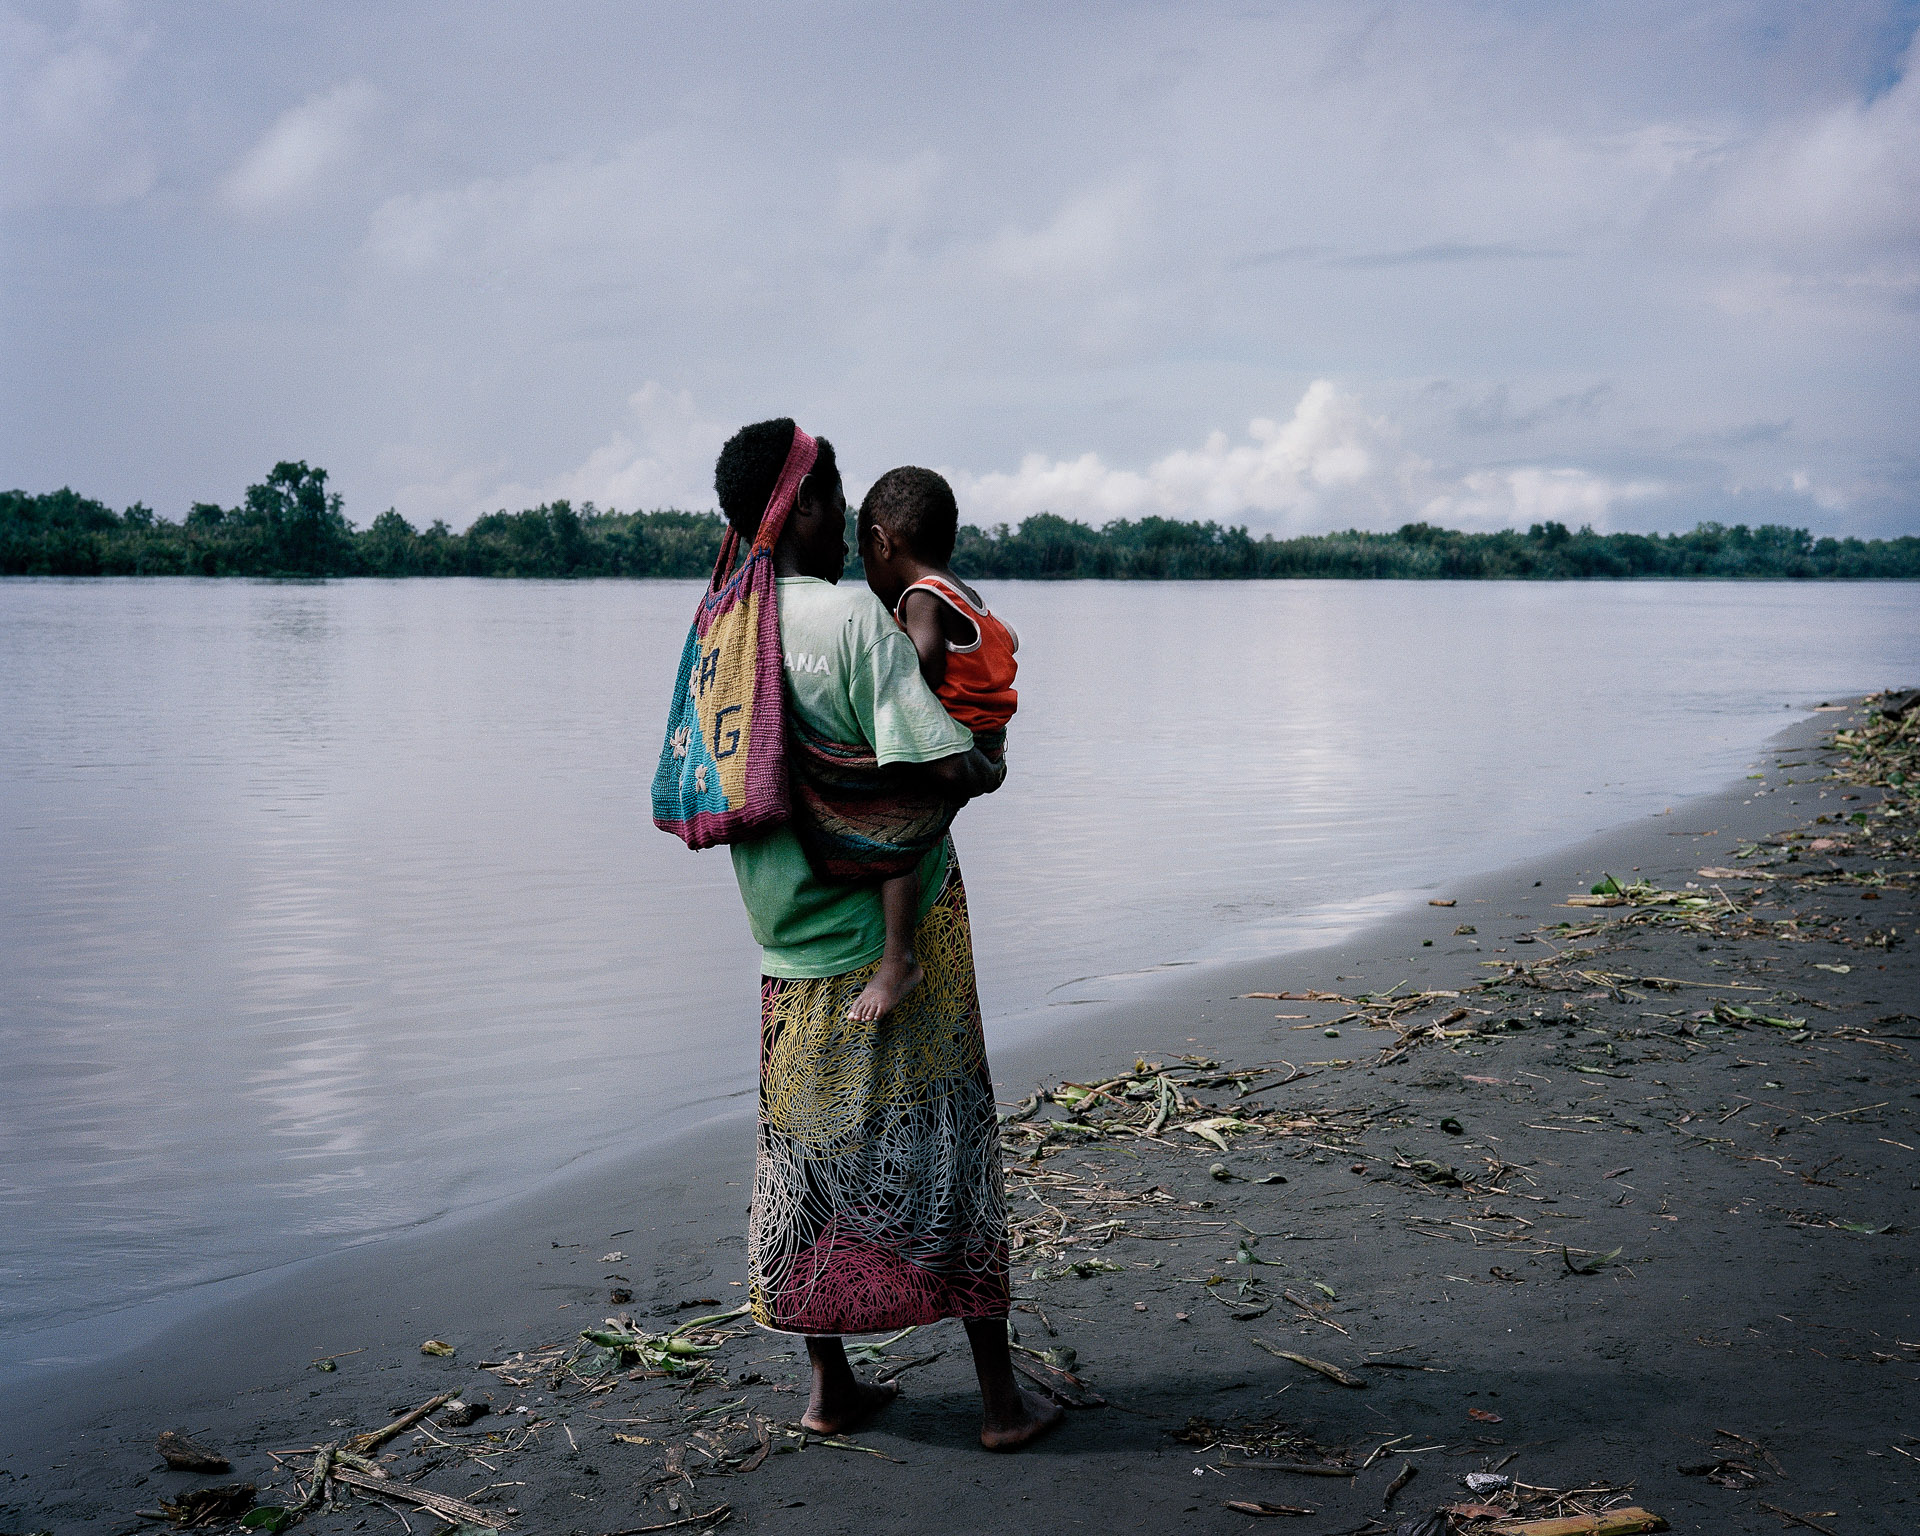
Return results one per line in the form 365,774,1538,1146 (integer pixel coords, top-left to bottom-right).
4,702,1915,1536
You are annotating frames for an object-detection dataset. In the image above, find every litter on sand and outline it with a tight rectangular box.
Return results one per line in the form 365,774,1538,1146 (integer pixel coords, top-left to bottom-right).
155,1430,231,1473
1248,1339,1367,1387
1486,1511,1667,1535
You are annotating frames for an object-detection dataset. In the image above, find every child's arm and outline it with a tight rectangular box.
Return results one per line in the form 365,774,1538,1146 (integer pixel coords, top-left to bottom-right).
896,587,949,689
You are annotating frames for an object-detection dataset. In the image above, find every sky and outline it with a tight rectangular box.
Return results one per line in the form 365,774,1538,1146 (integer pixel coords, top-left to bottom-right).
3,0,1918,537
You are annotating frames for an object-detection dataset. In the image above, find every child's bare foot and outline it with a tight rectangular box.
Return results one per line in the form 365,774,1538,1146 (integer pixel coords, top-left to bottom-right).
801,1376,899,1435
847,956,923,1021
979,1388,1064,1452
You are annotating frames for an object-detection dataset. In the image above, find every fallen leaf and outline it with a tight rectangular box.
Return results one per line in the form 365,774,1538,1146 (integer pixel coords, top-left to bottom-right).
420,1340,455,1357
1562,1245,1624,1275
1468,1407,1503,1423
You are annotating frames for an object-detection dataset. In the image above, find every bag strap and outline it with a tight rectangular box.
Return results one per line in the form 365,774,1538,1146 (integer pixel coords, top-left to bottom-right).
707,425,820,592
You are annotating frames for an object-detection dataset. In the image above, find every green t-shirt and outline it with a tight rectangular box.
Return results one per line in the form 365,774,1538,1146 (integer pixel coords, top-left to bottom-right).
730,576,974,978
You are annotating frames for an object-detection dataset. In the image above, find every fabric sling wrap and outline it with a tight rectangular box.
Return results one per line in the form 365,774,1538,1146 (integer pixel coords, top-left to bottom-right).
787,714,963,884
651,426,817,848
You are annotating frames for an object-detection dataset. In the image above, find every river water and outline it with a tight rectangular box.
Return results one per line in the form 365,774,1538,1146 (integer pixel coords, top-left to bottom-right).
3,576,1916,1346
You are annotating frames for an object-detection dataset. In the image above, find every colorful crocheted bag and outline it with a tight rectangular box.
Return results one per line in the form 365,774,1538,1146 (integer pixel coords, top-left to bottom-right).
651,426,817,849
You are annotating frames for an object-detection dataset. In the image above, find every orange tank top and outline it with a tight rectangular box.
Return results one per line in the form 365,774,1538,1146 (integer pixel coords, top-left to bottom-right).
894,575,1018,734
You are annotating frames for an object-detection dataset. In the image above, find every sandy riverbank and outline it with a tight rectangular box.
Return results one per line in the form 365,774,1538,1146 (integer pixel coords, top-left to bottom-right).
3,699,1914,1536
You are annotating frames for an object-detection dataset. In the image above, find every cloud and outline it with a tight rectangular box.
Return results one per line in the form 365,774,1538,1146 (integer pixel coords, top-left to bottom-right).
223,79,377,212
1422,466,1663,529
1334,242,1573,268
360,132,729,288
1454,382,1614,436
979,178,1147,286
1696,33,1920,295
0,0,152,210
952,381,1664,533
394,384,726,526
5,6,1913,540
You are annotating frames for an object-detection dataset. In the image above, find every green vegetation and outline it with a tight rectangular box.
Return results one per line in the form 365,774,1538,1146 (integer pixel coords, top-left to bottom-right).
951,513,1920,579
5,463,1918,579
1,464,727,578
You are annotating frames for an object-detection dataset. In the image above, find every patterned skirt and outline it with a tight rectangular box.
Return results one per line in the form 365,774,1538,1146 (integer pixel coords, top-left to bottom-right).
747,860,1010,1335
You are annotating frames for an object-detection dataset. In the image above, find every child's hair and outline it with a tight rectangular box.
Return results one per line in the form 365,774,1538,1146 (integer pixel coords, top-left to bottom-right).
714,418,839,538
859,466,959,564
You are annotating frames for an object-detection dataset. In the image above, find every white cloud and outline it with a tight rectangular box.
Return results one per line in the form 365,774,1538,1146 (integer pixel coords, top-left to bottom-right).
223,79,377,212
952,381,1664,533
0,0,152,210
1698,36,1920,294
362,135,714,275
1423,466,1663,529
979,178,1146,286
395,384,725,526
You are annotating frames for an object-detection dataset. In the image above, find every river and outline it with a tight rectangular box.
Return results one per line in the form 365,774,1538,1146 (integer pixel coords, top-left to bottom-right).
3,576,1915,1345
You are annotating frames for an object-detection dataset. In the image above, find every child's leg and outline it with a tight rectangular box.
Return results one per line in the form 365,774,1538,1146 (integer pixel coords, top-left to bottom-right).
847,871,927,1021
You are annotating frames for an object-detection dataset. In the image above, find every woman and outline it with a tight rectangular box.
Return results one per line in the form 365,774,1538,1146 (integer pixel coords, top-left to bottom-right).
714,418,1061,1451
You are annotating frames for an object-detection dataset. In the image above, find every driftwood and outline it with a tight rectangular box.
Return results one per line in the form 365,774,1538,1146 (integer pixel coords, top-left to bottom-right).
348,1391,456,1452
155,1483,255,1525
329,1464,509,1528
1488,1510,1667,1536
1009,1354,1106,1407
155,1429,230,1473
1248,1339,1367,1387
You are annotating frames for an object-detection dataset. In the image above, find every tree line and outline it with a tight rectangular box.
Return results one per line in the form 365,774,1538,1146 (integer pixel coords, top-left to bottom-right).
5,462,1918,580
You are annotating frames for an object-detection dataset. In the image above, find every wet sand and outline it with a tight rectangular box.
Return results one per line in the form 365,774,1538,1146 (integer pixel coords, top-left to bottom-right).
3,701,1915,1536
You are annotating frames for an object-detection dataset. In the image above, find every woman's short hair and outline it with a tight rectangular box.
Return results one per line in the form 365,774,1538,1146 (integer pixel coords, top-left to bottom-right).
858,466,958,564
714,418,839,538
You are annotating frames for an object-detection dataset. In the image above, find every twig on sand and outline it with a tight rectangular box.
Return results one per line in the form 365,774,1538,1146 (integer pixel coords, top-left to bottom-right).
1248,1339,1366,1388
330,1465,508,1527
597,1507,732,1536
349,1392,456,1453
1010,1353,1107,1407
802,1434,906,1462
1756,1506,1836,1536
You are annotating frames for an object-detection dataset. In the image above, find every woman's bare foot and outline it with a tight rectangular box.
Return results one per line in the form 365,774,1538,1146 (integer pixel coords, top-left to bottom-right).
979,1387,1064,1452
801,1375,900,1435
847,955,923,1021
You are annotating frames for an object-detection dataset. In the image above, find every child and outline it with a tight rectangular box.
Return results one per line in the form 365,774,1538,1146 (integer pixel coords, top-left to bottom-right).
846,467,1019,1023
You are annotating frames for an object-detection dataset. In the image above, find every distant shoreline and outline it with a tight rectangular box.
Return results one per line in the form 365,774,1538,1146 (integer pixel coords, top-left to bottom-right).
8,465,1919,581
